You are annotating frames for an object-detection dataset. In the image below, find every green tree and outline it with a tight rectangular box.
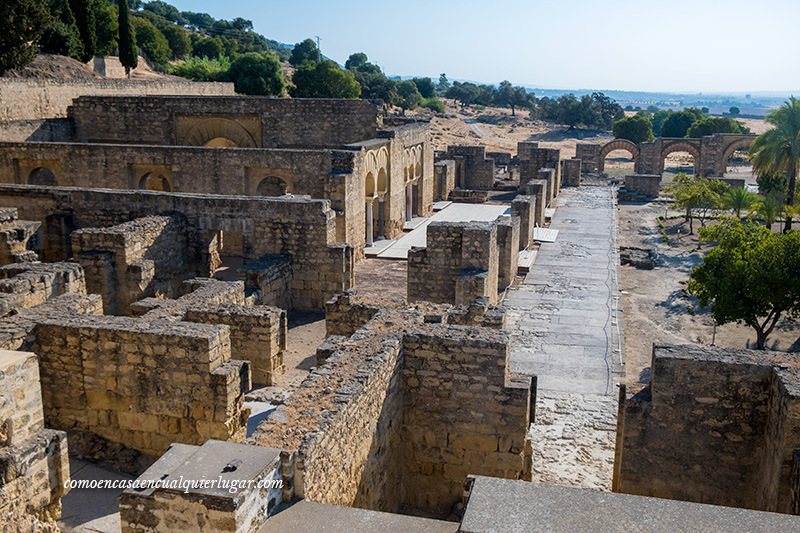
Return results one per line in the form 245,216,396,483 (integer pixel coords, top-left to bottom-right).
93,0,118,57
167,54,230,81
701,106,709,114
722,187,758,219
40,0,83,59
753,194,783,231
445,81,479,108
686,117,748,138
411,77,436,99
421,97,446,113
223,52,284,96
290,59,360,99
437,73,450,95
345,52,367,70
652,109,672,136
353,68,397,106
729,106,740,116
661,110,700,137
612,115,654,144
396,80,422,114
688,219,800,349
646,105,660,113
666,173,729,234
69,0,95,61
290,38,318,66
749,97,800,232
494,81,532,116
131,17,169,67
160,24,190,60
0,0,51,75
757,170,789,197
118,0,138,76
192,36,223,60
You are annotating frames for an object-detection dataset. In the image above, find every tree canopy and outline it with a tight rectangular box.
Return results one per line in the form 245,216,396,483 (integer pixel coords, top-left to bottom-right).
661,110,699,138
0,0,51,75
749,97,800,232
538,92,623,129
290,59,360,99
686,116,749,138
396,80,422,114
118,0,138,76
223,52,284,96
665,173,729,234
411,77,436,99
688,219,800,349
131,16,170,67
612,115,654,144
290,38,318,66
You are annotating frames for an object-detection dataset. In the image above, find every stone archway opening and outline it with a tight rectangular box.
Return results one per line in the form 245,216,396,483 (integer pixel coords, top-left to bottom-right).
139,172,171,191
662,151,697,183
602,150,636,178
28,167,58,187
722,139,757,181
256,176,290,197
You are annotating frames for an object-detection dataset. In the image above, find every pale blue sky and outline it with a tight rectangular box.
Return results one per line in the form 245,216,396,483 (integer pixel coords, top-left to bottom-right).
165,0,799,93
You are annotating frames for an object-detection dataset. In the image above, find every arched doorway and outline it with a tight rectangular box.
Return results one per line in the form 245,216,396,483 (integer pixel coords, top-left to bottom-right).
28,167,58,186
180,117,258,148
721,138,756,180
661,142,700,181
204,137,238,148
256,176,290,196
598,140,640,175
139,172,171,191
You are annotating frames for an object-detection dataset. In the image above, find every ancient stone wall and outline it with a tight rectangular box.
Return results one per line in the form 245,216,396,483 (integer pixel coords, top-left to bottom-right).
0,79,233,121
33,313,249,459
561,159,582,186
68,95,382,148
0,184,353,310
622,174,661,199
445,146,495,189
238,254,292,310
0,207,41,264
72,214,190,315
538,168,556,206
434,160,456,201
575,143,600,173
0,118,74,142
519,146,560,192
0,350,70,529
408,221,499,306
0,262,85,318
448,189,489,203
614,344,800,514
401,330,532,513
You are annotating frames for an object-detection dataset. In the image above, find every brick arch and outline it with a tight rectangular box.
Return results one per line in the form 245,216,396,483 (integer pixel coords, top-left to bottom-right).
598,139,640,172
181,117,258,148
720,137,756,171
661,141,701,175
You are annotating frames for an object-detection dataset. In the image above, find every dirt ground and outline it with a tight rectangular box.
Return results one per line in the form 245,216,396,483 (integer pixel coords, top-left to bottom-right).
619,204,800,384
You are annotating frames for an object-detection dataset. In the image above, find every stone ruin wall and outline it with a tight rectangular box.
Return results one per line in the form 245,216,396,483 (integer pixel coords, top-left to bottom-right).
575,143,600,173
614,344,800,514
250,296,532,516
434,160,456,202
445,146,495,190
0,262,85,318
0,207,41,264
408,221,505,306
0,79,234,122
561,159,582,187
527,180,546,228
71,214,191,315
0,184,353,310
68,95,383,149
518,144,560,193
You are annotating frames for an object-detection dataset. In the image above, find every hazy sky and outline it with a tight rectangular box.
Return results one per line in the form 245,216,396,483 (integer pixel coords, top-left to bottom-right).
166,0,800,94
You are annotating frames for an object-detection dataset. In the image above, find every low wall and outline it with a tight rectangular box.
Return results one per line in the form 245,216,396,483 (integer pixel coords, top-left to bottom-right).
622,174,661,199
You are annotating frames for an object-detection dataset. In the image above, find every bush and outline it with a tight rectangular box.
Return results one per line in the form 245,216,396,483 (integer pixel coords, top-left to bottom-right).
421,97,446,113
167,54,230,81
224,52,285,96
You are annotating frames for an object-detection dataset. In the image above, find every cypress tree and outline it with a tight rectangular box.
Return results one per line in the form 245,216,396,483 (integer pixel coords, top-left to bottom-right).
118,0,137,77
69,0,96,62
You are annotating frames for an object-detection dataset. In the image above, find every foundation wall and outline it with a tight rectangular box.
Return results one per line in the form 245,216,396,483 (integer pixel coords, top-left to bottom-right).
0,262,85,318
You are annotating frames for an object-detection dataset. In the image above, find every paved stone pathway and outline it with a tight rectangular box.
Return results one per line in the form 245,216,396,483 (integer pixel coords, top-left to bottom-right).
504,186,624,490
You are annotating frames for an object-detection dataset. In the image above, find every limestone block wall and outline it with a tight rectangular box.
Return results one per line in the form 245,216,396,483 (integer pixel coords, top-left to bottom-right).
434,160,456,201
250,305,532,517
0,262,86,318
238,254,292,310
407,221,499,305
519,147,560,192
0,207,41,264
401,331,532,513
487,151,512,166
0,350,70,529
445,146,495,189
496,218,520,290
614,344,800,514
33,315,250,458
562,159,582,186
68,95,382,148
449,189,489,203
623,174,661,198
0,185,353,310
0,79,233,121
527,181,546,228
72,214,190,315
510,196,535,250
0,118,74,142
517,142,540,161
575,143,600,173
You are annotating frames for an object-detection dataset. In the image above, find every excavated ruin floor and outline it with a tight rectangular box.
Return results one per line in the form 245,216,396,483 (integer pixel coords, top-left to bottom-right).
504,186,624,491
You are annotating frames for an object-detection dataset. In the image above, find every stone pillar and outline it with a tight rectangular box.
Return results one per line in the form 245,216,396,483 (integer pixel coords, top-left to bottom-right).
378,199,385,238
365,201,373,246
406,186,413,221
510,196,535,250
561,159,582,187
538,168,555,206
497,217,520,289
527,181,546,228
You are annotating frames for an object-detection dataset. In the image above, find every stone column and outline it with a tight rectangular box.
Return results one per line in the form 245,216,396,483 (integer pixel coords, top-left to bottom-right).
378,198,385,239
406,186,413,221
365,201,373,246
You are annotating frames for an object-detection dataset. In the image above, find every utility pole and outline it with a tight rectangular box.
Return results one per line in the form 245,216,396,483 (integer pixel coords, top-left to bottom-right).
315,36,321,62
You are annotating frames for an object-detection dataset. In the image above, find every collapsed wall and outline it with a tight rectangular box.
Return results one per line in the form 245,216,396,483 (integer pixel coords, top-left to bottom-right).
614,344,800,514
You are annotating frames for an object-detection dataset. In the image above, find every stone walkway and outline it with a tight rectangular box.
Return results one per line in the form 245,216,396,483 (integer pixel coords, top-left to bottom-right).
504,186,624,490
